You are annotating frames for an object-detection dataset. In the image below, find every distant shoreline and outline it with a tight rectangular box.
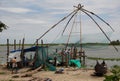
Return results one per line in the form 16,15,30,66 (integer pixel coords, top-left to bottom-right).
0,43,120,46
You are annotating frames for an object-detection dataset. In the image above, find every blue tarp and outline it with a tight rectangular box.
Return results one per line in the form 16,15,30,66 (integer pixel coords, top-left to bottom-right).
10,46,41,53
10,50,21,53
23,46,38,52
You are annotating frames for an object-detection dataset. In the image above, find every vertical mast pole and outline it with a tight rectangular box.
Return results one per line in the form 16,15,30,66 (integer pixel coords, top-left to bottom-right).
80,9,82,52
75,4,83,52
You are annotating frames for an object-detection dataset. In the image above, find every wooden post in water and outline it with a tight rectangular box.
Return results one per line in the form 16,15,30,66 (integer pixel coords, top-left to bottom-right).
54,56,57,67
79,50,86,67
65,53,68,67
73,47,77,59
14,39,16,50
33,39,38,68
7,39,9,68
36,39,39,64
18,40,21,50
70,45,73,59
21,38,25,56
61,49,64,66
79,51,82,64
83,51,86,66
54,49,57,66
21,38,25,67
46,44,48,61
41,40,45,69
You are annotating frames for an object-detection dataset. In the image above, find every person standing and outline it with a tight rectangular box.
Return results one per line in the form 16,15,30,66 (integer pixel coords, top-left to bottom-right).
12,57,18,74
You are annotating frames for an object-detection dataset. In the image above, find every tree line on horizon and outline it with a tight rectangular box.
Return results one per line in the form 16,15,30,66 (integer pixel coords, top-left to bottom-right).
110,40,120,45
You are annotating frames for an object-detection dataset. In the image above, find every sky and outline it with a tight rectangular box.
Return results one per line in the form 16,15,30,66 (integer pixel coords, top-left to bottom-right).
0,0,120,44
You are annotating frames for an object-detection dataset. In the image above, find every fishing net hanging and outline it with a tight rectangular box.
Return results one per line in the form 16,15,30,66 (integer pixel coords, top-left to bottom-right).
51,10,114,50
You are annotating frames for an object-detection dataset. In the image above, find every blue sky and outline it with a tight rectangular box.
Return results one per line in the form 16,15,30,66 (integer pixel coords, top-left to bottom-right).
0,0,120,44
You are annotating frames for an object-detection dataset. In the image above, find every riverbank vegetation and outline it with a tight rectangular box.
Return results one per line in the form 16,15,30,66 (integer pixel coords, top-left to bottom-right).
110,40,120,45
104,65,120,81
0,43,111,46
0,40,120,46
88,57,120,61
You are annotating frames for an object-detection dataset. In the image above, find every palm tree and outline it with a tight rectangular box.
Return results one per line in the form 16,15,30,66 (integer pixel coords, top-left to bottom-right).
0,21,8,32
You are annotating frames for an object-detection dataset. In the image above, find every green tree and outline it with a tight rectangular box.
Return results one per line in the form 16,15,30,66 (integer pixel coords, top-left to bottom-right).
104,65,120,81
0,21,8,32
110,40,120,45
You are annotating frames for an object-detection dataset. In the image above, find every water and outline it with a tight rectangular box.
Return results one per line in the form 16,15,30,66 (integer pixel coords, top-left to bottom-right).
84,46,120,69
0,45,120,68
0,45,30,64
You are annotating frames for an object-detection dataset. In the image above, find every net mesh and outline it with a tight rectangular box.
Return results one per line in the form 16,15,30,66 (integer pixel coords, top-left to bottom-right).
34,47,56,71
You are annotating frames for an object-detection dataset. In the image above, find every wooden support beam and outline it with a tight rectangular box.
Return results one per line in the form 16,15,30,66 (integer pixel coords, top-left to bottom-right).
7,39,9,68
14,39,16,50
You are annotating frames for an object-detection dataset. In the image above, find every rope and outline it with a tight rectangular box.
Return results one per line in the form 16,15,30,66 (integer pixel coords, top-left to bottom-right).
82,9,115,32
33,9,78,45
65,13,77,49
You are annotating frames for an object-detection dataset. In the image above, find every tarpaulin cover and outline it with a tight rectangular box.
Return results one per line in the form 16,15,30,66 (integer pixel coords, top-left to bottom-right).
69,59,81,68
8,51,21,62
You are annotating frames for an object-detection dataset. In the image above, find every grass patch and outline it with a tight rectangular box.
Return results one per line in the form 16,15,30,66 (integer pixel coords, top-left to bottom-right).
1,79,14,81
87,57,120,61
8,80,14,81
12,75,19,78
0,72,6,75
104,65,120,81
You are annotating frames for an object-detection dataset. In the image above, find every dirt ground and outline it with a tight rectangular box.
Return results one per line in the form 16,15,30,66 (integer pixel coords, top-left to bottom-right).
0,65,106,81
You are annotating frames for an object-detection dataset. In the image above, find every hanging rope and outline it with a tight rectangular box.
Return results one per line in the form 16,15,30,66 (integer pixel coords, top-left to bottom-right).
65,13,77,49
33,9,78,45
62,10,79,35
82,9,114,32
51,29,63,43
32,3,118,53
81,10,118,52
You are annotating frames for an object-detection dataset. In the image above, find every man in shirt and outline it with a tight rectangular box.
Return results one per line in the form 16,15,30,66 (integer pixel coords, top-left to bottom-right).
12,57,18,74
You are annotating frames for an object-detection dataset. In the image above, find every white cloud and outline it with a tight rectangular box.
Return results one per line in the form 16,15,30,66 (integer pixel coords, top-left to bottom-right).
20,19,46,24
0,7,32,13
0,0,120,44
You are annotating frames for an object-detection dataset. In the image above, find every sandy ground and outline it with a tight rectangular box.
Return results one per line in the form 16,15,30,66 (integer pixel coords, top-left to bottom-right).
0,65,106,81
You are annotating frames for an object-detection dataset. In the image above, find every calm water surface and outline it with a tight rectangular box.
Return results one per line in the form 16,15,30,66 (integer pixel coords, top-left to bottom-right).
0,45,120,68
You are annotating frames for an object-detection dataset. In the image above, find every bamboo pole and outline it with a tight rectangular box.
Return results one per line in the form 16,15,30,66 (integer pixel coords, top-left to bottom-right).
65,53,68,67
32,39,38,68
7,39,9,68
46,44,48,61
18,40,21,50
33,9,78,46
41,40,45,69
82,10,118,52
83,51,86,66
21,38,25,67
14,39,16,50
61,49,64,66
